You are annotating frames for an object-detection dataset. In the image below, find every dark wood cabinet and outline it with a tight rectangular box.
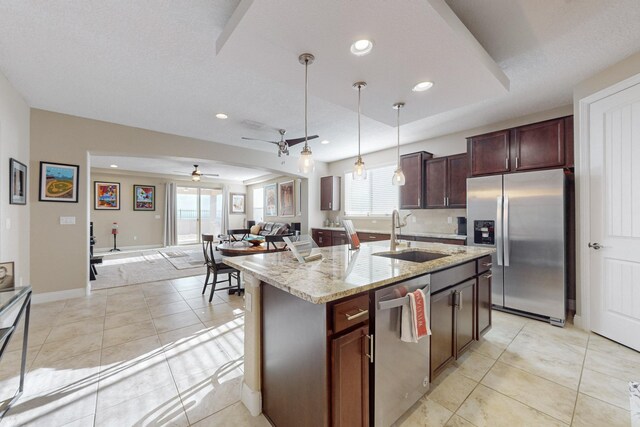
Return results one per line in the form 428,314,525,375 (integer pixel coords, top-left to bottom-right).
430,289,455,379
512,118,565,171
424,153,468,208
399,151,433,209
332,231,349,246
399,235,466,246
454,279,476,354
476,271,492,338
312,229,333,247
357,232,390,242
320,176,341,211
468,130,511,177
468,116,573,177
331,324,369,427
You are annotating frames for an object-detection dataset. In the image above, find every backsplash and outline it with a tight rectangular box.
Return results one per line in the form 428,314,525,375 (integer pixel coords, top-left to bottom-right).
324,208,467,235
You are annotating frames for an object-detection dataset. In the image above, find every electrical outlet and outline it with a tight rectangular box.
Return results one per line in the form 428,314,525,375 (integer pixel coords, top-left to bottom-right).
133,236,137,241
155,214,161,220
447,216,453,224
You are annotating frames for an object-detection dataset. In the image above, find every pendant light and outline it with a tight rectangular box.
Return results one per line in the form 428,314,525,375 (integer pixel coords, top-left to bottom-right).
353,81,367,180
298,53,315,174
392,102,406,186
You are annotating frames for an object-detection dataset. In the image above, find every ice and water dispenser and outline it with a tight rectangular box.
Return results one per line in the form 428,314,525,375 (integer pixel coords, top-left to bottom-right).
473,220,495,245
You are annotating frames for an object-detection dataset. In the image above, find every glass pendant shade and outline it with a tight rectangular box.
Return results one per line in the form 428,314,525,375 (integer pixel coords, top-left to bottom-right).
298,147,315,174
392,168,405,186
353,157,367,180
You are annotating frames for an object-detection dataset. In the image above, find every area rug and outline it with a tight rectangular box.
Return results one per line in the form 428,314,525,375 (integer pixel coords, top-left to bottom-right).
92,246,206,290
159,247,206,270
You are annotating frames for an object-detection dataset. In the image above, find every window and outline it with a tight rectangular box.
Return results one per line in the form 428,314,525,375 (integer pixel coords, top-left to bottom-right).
253,187,264,222
344,164,399,216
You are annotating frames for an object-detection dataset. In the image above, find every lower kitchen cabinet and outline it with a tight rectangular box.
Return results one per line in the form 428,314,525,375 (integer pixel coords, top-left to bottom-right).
430,289,455,378
312,228,359,247
477,257,492,338
357,231,391,242
331,324,369,427
454,279,476,354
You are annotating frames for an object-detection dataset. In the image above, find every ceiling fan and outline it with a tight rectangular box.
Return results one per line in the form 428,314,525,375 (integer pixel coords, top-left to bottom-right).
241,129,318,157
172,165,219,182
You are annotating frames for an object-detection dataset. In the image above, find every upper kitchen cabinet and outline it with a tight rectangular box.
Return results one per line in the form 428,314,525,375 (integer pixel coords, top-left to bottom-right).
399,151,433,209
467,116,573,177
424,153,468,208
467,130,511,177
320,176,340,211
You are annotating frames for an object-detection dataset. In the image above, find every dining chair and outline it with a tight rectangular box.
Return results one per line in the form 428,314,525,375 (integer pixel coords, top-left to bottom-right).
265,233,294,251
227,228,251,241
202,234,242,301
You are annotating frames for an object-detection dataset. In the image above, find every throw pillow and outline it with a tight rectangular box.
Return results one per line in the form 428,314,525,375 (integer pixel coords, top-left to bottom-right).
250,224,261,235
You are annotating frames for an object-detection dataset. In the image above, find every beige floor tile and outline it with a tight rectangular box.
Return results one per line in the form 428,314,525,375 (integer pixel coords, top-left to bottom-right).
95,383,188,427
397,397,454,427
26,350,101,397
572,393,631,427
164,334,230,379
584,347,640,382
481,362,576,424
153,310,201,334
145,292,185,307
60,414,96,427
428,370,478,412
6,325,51,352
104,307,151,330
190,401,270,427
588,333,640,363
106,292,146,307
105,299,148,315
106,285,144,296
102,319,157,349
35,332,103,365
192,302,241,323
46,318,104,343
171,276,203,288
445,415,477,427
469,327,516,360
142,282,178,296
520,320,589,349
100,335,164,367
64,294,107,309
579,368,631,410
55,306,106,326
183,294,227,309
451,350,496,382
0,348,39,398
207,318,245,360
149,301,192,319
177,373,243,425
157,323,210,347
456,385,567,427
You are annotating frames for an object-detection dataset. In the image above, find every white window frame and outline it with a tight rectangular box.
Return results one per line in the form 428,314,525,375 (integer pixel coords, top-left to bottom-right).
344,164,399,217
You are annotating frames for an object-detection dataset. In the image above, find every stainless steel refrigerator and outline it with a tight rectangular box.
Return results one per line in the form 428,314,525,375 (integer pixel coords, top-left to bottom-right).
466,169,566,326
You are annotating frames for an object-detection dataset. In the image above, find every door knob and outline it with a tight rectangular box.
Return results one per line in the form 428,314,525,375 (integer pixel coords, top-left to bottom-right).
588,242,603,250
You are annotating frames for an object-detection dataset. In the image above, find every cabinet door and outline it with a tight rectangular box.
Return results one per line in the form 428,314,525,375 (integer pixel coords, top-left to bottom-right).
512,118,565,171
430,290,455,379
447,154,468,208
454,280,476,355
468,130,510,176
332,324,369,427
400,152,431,209
321,176,340,211
316,230,332,247
425,158,447,208
357,232,390,242
477,272,492,338
564,116,574,168
332,231,349,246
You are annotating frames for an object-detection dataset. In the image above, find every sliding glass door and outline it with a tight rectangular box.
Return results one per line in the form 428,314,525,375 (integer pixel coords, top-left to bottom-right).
176,186,222,245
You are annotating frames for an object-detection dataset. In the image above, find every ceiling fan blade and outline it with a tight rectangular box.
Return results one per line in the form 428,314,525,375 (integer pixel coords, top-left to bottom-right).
286,135,319,146
201,173,220,177
241,137,279,144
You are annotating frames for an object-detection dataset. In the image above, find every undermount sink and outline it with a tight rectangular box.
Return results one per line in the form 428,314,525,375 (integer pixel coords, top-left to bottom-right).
374,250,450,263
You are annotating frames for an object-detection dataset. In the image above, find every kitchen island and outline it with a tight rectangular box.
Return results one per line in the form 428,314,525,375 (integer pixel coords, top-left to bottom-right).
224,241,494,427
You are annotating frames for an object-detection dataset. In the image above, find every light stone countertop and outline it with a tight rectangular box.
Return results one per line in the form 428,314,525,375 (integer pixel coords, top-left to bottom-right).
223,241,493,304
312,226,467,241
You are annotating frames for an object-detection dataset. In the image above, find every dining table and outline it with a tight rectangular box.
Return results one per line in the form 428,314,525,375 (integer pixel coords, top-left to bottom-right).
216,240,288,256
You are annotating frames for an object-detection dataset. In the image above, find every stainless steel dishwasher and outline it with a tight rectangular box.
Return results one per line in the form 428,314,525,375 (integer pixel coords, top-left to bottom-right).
374,274,431,427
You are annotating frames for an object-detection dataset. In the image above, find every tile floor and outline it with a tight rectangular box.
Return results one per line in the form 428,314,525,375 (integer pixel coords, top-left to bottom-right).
0,277,637,426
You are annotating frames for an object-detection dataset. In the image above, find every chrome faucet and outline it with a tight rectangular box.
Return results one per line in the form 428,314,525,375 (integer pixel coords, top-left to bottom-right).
390,210,412,251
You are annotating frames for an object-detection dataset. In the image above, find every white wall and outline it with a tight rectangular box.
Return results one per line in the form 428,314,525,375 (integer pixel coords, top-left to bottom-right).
0,72,30,288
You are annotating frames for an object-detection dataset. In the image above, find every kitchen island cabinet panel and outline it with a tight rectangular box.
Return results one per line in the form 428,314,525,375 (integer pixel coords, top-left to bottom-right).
430,289,455,379
454,279,477,354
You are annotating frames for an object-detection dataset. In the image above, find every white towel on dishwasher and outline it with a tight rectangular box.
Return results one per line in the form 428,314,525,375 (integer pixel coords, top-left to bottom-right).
401,292,417,343
401,290,431,343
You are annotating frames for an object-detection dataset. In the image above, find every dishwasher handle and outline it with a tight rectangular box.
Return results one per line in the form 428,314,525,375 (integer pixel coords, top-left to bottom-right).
377,284,430,310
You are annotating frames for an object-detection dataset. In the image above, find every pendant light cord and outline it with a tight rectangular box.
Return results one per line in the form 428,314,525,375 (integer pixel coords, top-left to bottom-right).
357,85,361,158
304,58,309,150
397,106,400,164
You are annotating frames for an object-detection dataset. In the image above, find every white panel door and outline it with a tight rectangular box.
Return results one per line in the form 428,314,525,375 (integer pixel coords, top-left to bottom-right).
589,82,640,351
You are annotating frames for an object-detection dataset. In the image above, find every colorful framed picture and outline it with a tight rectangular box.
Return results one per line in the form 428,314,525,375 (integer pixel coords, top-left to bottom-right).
264,183,278,217
133,185,155,211
0,261,15,290
278,180,295,217
9,158,27,205
94,181,120,210
230,193,246,214
39,161,80,203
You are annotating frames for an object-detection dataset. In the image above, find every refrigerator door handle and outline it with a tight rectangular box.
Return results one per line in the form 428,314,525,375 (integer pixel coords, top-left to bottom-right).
496,196,503,266
504,195,510,266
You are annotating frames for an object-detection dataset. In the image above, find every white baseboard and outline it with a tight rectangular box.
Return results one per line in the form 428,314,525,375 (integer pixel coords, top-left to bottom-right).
94,244,164,253
573,314,585,330
241,382,262,417
32,287,87,304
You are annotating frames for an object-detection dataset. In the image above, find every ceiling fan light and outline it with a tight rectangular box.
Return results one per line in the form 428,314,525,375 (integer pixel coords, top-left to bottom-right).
298,146,315,174
353,157,367,180
191,174,201,182
392,168,406,186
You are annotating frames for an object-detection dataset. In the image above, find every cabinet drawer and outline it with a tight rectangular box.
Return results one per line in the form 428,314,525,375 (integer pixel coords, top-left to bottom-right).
332,294,369,334
477,256,492,273
431,261,476,294
357,232,390,242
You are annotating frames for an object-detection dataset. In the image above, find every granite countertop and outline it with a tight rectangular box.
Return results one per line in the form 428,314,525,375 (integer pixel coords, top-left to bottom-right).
223,241,493,304
314,226,467,241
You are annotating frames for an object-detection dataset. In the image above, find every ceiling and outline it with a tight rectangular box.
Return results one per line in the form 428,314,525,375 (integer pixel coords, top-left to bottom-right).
91,155,271,182
1,1,639,163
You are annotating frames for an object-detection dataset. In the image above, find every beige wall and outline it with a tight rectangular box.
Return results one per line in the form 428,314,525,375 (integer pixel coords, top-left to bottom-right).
325,104,573,233
30,109,324,296
573,51,640,320
0,72,30,288
246,176,304,229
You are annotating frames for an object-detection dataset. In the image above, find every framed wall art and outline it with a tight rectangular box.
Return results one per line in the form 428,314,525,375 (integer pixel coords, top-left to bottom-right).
9,158,27,205
230,193,246,214
133,184,155,211
0,261,15,290
278,180,295,217
39,161,80,203
264,183,278,217
94,181,120,210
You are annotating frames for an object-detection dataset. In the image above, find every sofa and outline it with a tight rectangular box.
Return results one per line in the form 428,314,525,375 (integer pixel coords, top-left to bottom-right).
253,222,291,236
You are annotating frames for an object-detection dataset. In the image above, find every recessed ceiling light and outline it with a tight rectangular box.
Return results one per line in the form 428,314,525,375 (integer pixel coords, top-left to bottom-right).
412,81,434,92
216,113,228,119
321,140,330,145
350,39,373,56
110,164,118,168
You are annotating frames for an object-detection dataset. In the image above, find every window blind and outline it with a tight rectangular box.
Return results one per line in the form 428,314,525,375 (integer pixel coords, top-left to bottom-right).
345,165,399,215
